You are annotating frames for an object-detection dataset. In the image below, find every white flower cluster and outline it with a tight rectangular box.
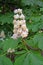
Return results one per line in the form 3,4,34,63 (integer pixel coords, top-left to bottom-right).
0,30,5,41
0,30,5,38
12,9,28,39
7,48,15,53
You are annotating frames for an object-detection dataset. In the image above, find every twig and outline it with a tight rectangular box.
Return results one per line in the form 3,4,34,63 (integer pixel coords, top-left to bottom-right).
22,39,41,51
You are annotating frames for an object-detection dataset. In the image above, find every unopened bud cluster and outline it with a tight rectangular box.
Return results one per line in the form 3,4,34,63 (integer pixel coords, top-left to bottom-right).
12,9,28,39
7,48,15,53
0,30,5,41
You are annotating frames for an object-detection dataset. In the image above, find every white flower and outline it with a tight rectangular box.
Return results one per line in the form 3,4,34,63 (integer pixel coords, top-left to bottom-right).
18,9,22,14
16,20,26,26
14,9,22,14
22,20,26,23
21,24,26,31
10,49,15,53
17,20,23,25
26,28,28,32
13,29,17,33
18,20,26,25
14,14,19,19
20,14,25,19
11,34,18,39
17,28,22,34
7,48,15,53
39,30,43,33
21,31,28,38
14,24,20,29
13,20,17,24
7,48,11,53
12,49,15,52
14,25,17,28
13,9,28,39
14,9,18,13
0,30,5,38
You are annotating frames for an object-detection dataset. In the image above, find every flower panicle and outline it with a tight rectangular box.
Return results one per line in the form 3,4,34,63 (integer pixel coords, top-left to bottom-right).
12,8,28,39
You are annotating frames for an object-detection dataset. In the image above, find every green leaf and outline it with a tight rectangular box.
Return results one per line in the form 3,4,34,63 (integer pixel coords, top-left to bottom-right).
38,39,43,50
26,16,42,32
26,39,35,47
22,0,43,7
0,41,3,48
0,56,13,65
0,12,13,24
30,52,43,65
38,38,43,50
14,51,43,65
32,24,39,32
14,53,28,65
39,22,43,29
40,8,43,11
30,16,41,23
15,50,26,55
3,38,21,51
26,32,43,48
33,33,43,50
40,15,43,22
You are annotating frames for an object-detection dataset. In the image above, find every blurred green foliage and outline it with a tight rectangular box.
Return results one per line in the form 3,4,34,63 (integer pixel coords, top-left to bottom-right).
0,0,43,65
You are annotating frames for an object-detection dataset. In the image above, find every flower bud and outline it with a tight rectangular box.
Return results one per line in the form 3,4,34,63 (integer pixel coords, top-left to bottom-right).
21,24,26,31
20,14,25,19
14,14,19,19
11,34,18,39
18,9,22,14
21,31,28,38
14,9,18,14
17,28,22,34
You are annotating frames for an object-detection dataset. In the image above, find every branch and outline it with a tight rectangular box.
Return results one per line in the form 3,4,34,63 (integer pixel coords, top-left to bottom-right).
22,39,41,51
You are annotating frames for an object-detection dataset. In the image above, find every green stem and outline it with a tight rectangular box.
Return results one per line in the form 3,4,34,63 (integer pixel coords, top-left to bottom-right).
22,38,41,51
22,39,29,52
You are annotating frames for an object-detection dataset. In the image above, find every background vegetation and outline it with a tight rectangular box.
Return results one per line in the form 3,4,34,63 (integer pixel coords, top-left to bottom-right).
0,0,43,65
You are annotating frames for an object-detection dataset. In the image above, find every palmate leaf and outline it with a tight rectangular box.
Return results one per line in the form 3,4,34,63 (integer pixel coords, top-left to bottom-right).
38,39,43,50
14,51,43,65
26,32,43,49
26,15,43,32
21,0,35,6
22,0,34,6
33,33,43,50
21,0,43,7
0,56,13,65
2,38,21,51
27,22,40,32
37,1,43,7
23,8,33,21
0,12,13,24
38,33,43,50
30,16,41,23
39,22,43,29
26,39,36,48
